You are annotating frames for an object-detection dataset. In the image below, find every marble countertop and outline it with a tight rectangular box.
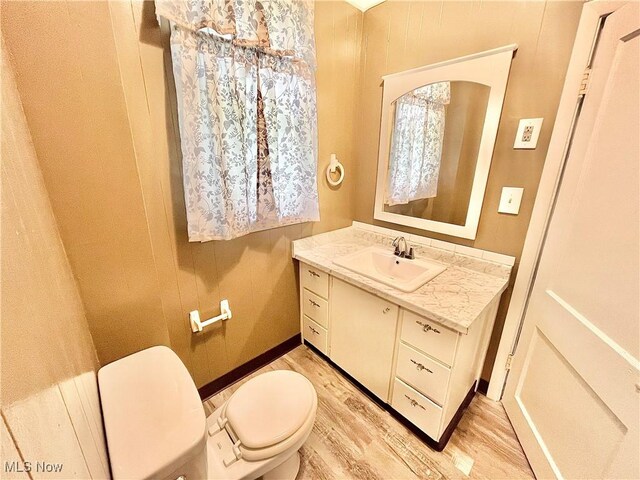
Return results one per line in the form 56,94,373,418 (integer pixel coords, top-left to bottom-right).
292,225,512,334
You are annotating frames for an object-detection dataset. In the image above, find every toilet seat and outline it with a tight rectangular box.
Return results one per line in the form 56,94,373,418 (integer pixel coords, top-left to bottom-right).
214,370,317,462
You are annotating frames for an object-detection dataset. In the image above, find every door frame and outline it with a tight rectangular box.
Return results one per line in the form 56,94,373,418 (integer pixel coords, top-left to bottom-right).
487,0,627,401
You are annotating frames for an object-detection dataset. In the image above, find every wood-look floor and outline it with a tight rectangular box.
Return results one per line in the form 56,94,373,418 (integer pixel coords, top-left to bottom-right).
203,345,534,479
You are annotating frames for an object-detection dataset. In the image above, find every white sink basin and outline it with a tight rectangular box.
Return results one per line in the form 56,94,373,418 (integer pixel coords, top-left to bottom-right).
333,246,446,293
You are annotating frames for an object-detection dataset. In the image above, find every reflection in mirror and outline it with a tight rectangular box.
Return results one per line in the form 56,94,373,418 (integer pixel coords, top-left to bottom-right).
384,81,490,226
374,45,516,239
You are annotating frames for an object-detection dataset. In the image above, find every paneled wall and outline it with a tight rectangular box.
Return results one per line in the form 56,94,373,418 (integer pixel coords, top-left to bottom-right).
352,1,583,379
2,0,363,388
1,41,108,478
1,1,172,367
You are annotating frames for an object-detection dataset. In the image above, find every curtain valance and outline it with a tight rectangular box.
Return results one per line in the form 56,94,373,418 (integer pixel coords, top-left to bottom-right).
412,82,451,105
155,0,315,68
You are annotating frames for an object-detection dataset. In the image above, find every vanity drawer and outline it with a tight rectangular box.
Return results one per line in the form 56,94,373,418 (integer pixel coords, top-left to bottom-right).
303,316,328,354
396,342,450,406
401,310,458,366
392,378,442,440
303,289,328,328
301,264,329,299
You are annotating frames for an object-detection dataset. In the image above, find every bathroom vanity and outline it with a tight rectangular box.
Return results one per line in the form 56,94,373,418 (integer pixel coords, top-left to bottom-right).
292,223,513,450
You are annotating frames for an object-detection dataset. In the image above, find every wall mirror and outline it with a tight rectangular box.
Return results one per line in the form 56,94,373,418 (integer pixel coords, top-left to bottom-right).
374,45,517,239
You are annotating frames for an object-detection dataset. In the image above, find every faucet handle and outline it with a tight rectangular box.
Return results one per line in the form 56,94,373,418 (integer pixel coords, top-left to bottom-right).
406,247,415,260
392,236,401,256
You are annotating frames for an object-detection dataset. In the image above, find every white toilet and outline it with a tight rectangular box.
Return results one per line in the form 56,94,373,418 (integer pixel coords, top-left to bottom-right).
98,346,317,480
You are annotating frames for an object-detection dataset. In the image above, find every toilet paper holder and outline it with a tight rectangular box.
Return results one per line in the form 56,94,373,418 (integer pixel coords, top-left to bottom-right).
190,300,232,333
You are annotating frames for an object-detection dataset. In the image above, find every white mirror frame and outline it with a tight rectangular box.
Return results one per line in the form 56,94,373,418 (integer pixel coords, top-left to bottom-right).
374,44,517,240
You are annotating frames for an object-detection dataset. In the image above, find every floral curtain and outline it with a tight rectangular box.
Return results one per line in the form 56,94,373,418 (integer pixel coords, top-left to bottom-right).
385,82,450,206
156,0,319,241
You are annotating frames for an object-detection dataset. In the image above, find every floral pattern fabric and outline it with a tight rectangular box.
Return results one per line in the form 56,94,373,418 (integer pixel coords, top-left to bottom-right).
255,89,277,224
259,55,318,221
155,0,236,35
385,82,450,206
158,0,319,241
155,0,315,64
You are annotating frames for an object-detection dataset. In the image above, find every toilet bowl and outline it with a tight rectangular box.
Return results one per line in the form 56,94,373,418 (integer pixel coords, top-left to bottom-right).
98,346,317,480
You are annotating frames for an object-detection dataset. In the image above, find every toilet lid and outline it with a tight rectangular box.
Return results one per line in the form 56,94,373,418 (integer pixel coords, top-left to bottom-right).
225,370,315,449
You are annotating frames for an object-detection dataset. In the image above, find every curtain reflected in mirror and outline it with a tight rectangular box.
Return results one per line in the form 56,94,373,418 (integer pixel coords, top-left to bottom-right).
384,81,490,226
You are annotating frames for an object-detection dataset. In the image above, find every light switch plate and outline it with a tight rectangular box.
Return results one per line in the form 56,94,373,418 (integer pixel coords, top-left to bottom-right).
514,118,543,149
498,187,524,215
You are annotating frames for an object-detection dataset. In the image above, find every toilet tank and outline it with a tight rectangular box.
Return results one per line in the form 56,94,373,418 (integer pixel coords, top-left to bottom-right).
98,346,207,480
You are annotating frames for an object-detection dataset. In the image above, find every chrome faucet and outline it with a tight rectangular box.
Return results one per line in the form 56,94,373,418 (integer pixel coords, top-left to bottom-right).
392,236,414,259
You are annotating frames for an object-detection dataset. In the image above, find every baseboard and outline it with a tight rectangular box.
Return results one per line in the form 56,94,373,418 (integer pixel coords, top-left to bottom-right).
477,378,489,395
304,340,475,452
198,334,301,401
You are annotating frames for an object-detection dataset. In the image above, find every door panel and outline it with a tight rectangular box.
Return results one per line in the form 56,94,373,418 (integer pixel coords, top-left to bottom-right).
504,4,640,479
330,278,399,401
518,329,626,479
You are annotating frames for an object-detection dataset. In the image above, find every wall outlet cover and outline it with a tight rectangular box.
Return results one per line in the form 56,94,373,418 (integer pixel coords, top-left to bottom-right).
498,187,524,215
514,118,543,149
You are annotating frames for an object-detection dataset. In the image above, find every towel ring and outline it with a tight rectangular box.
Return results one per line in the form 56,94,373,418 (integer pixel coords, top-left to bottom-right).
326,154,344,186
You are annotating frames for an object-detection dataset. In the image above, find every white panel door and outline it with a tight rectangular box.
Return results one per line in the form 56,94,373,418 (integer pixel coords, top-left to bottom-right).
503,4,640,479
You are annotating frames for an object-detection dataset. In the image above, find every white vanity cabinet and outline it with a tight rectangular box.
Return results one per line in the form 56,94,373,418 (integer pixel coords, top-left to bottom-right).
298,261,500,449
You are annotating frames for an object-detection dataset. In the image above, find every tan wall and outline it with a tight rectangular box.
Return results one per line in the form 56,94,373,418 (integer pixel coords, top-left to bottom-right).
2,0,363,388
353,1,583,379
1,1,172,368
443,82,489,225
1,40,109,478
2,0,581,391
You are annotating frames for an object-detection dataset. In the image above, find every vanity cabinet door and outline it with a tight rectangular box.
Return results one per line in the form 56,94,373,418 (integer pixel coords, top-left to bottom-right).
396,342,450,406
401,310,458,367
330,279,399,401
303,315,328,354
302,289,329,328
300,264,329,299
391,378,442,439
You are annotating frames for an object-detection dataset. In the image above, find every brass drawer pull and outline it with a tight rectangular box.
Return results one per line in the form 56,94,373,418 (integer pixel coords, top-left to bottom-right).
308,299,321,308
308,270,320,278
404,394,426,410
308,325,320,335
416,320,440,334
410,358,433,373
